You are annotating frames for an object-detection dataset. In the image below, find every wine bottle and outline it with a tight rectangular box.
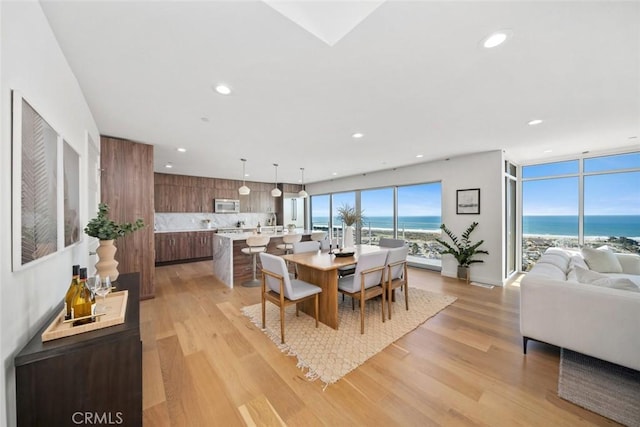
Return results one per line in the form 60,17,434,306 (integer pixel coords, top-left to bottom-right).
64,265,81,320
72,268,95,326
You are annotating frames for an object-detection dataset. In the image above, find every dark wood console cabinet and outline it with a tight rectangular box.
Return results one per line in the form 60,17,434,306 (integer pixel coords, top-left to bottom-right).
14,273,142,427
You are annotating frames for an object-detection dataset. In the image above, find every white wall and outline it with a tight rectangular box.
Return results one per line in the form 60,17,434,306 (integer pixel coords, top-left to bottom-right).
0,3,99,426
307,150,505,286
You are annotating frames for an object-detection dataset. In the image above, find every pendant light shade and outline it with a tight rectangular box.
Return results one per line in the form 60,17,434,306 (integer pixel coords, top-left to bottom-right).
271,163,282,197
238,158,250,195
298,167,308,198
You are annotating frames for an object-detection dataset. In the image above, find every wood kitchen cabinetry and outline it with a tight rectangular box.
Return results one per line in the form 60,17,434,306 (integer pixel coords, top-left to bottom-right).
155,174,214,212
155,231,214,264
15,274,142,426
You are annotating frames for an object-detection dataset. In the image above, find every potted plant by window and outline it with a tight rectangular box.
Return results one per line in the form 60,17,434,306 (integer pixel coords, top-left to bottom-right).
336,204,363,249
435,222,488,282
84,203,144,281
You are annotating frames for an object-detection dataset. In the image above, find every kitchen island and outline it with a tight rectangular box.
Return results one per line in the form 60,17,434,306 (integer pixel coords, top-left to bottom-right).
213,229,312,287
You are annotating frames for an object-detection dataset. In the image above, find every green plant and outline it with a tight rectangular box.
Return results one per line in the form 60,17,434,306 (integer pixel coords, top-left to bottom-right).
336,204,364,226
84,203,144,240
435,222,488,267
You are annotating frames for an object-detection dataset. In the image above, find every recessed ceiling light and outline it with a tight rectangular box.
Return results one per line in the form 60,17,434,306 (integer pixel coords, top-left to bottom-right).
629,136,638,140
528,119,543,126
165,163,173,168
177,148,187,153
214,84,231,95
416,154,423,158
483,31,510,48
352,132,364,139
332,172,338,176
543,149,553,153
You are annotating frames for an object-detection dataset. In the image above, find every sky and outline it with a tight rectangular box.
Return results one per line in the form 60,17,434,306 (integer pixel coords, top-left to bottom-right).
522,153,640,215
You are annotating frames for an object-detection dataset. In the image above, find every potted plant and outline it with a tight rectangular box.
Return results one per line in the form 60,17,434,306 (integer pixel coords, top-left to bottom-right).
84,203,144,281
336,204,364,248
435,222,488,281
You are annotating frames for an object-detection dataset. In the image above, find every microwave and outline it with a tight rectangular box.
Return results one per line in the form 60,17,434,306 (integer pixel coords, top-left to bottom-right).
214,199,240,213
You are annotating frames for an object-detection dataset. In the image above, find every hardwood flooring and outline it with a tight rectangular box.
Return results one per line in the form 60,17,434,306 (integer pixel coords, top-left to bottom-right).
141,261,619,426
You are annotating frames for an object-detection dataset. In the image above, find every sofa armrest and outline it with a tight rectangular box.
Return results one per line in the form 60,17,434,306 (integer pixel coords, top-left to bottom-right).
615,253,640,275
520,274,640,371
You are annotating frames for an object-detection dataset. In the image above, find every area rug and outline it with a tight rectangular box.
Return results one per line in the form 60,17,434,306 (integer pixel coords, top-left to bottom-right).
242,288,456,386
558,349,640,426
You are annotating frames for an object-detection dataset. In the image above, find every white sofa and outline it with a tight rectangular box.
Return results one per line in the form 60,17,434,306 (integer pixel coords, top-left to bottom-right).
520,247,640,371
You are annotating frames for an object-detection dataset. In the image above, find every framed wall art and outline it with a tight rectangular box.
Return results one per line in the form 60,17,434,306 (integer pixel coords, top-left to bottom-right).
456,188,480,214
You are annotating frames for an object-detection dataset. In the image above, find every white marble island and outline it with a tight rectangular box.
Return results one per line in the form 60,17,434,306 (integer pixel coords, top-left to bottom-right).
212,229,313,287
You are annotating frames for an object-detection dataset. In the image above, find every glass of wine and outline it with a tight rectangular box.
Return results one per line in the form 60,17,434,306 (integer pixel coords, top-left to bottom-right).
88,273,100,300
95,275,111,313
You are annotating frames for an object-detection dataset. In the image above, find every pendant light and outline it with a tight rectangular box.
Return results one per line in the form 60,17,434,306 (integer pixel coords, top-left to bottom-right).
271,163,282,197
298,167,308,198
238,158,250,195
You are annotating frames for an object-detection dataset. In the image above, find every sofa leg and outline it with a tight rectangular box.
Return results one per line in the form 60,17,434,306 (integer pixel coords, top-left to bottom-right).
523,336,529,354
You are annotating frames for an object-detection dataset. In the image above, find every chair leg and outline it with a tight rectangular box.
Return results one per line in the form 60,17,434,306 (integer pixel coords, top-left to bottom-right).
404,283,409,311
261,296,266,329
381,288,385,324
387,286,393,320
314,294,319,328
280,304,285,344
360,296,365,334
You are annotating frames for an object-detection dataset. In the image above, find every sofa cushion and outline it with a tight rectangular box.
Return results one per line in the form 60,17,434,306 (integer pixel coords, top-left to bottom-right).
574,266,639,291
581,246,623,273
616,253,640,275
538,253,570,271
527,262,567,281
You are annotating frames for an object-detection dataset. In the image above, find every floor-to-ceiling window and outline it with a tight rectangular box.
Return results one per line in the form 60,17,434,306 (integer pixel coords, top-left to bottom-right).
309,182,442,268
360,187,394,245
397,182,442,268
521,152,639,271
505,161,517,278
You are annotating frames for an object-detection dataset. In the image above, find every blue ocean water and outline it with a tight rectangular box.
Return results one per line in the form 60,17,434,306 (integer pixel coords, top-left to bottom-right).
312,215,640,238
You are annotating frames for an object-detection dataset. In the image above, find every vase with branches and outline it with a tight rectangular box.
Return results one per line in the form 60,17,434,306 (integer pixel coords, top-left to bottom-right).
336,204,363,248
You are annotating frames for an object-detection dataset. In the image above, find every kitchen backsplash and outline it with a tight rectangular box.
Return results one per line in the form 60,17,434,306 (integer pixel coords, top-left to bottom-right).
154,212,276,232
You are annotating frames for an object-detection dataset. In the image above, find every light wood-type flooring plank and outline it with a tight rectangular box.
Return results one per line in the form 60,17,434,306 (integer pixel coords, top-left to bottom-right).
141,260,621,426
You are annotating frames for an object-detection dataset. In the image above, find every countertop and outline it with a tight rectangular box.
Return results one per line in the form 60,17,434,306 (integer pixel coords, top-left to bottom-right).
155,228,217,234
215,229,311,241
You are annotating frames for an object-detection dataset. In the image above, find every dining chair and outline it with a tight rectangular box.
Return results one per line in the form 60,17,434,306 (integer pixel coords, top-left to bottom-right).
292,240,320,254
337,250,388,334
259,253,322,344
241,235,271,287
384,246,409,319
379,237,406,248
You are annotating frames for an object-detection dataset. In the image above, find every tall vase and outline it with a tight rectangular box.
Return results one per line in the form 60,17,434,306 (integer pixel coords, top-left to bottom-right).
96,239,119,282
342,225,355,249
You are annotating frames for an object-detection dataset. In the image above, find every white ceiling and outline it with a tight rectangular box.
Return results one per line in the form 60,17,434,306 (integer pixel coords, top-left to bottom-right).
40,0,639,185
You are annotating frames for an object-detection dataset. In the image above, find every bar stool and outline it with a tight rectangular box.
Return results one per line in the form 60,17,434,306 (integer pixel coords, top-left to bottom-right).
241,235,271,287
276,233,302,255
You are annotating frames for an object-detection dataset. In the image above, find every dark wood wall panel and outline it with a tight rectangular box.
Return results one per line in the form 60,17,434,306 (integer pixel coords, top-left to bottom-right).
101,136,155,299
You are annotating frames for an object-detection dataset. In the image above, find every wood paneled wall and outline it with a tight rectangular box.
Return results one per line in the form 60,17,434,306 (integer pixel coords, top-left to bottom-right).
101,136,155,299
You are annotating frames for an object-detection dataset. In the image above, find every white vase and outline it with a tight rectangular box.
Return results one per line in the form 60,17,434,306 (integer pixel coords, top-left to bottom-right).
96,239,119,282
342,225,355,249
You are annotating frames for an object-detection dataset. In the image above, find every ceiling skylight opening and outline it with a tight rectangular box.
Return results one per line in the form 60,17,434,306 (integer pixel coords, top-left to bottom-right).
352,132,364,139
214,84,231,95
528,119,543,126
482,31,510,49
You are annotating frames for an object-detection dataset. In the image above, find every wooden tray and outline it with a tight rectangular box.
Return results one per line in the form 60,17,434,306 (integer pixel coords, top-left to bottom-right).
41,290,128,342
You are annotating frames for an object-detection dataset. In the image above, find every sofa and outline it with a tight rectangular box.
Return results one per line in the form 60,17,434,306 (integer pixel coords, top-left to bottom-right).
520,246,640,371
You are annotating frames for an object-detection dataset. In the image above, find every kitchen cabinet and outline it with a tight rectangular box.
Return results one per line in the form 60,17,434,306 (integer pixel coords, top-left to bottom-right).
15,274,142,426
155,231,214,264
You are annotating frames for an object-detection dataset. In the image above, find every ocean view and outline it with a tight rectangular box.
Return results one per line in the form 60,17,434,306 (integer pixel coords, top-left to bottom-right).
313,215,640,239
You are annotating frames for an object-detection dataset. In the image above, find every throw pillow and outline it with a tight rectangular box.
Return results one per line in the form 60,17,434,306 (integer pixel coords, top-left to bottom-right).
574,266,640,292
581,246,623,273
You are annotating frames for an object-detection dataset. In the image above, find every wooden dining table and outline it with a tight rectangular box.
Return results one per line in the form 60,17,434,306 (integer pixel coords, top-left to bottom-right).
282,244,388,329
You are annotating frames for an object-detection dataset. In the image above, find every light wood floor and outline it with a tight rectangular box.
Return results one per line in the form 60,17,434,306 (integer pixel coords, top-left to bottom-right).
141,261,619,426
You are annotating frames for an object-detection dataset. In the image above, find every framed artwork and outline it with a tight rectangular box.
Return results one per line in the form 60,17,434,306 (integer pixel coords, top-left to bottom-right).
456,188,480,214
63,140,81,247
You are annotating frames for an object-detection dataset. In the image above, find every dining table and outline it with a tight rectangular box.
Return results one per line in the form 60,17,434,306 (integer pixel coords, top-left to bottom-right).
282,244,388,329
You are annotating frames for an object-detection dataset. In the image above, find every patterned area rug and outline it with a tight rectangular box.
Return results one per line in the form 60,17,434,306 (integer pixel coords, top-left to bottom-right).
242,288,456,385
558,349,640,426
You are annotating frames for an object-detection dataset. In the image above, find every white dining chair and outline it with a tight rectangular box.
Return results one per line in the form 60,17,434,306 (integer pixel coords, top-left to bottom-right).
259,253,322,344
384,246,409,319
337,250,388,334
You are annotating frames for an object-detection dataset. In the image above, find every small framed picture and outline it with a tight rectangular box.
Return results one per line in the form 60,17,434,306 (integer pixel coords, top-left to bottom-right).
456,188,480,214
